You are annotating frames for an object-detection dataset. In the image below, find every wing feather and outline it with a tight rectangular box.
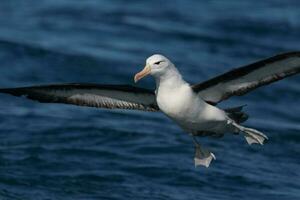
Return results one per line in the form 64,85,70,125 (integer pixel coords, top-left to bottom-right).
0,83,159,111
192,52,300,104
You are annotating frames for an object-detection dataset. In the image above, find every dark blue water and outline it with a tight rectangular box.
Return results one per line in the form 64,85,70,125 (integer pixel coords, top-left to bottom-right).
0,1,299,199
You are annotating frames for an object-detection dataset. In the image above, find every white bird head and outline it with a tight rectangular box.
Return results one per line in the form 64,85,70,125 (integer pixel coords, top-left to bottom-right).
134,54,173,83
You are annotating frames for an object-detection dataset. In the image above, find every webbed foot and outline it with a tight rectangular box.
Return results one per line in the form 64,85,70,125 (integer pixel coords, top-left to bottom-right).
193,137,216,168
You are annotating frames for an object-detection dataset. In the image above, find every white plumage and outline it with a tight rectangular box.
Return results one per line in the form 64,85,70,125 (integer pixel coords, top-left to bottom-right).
141,54,267,167
1,52,300,167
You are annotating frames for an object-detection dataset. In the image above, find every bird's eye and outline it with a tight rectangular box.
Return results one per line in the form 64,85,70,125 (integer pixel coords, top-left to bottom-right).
154,61,163,65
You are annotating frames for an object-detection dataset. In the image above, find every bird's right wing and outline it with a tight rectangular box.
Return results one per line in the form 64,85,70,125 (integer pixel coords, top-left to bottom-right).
0,83,159,112
192,52,300,104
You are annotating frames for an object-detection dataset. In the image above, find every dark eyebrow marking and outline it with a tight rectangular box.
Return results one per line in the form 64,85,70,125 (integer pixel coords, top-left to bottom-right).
154,60,165,65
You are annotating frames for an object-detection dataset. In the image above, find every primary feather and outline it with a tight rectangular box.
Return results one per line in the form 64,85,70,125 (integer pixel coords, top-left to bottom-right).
0,83,159,112
193,52,300,104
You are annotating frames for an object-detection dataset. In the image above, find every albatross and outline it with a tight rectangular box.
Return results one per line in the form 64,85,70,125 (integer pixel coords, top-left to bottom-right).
1,52,300,167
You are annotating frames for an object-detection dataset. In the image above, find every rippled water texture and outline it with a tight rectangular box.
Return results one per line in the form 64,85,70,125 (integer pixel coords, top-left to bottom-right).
0,1,299,199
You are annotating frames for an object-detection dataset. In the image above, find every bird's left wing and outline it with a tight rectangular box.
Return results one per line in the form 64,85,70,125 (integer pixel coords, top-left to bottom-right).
192,52,300,104
0,83,159,111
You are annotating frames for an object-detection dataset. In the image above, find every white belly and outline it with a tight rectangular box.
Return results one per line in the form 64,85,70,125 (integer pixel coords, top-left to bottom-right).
156,84,227,133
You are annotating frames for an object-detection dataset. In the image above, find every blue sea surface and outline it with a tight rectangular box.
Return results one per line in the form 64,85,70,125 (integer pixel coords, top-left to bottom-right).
0,1,299,199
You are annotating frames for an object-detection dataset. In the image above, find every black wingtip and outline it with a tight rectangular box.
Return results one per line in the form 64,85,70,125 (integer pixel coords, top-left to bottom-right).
0,88,22,96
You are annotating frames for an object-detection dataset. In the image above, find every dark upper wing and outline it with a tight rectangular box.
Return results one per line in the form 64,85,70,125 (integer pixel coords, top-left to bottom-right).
0,83,159,111
192,52,300,104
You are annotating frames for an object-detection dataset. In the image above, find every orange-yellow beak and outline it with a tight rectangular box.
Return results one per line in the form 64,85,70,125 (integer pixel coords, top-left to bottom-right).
134,65,151,83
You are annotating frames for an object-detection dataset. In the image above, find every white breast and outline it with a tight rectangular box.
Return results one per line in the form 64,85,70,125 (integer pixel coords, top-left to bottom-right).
156,83,199,118
151,62,227,134
156,82,227,133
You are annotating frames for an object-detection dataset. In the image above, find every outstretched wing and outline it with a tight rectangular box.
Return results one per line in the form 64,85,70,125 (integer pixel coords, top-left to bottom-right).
192,52,300,104
0,83,159,111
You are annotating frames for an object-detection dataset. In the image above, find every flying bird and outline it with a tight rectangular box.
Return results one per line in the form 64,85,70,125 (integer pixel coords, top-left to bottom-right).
1,52,300,167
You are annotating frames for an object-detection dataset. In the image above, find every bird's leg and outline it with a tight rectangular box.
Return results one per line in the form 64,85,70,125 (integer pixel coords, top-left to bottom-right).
192,136,216,168
227,118,268,145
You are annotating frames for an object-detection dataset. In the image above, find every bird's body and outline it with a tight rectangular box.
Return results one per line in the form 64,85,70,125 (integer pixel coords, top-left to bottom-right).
145,55,264,165
154,63,227,135
1,52,300,167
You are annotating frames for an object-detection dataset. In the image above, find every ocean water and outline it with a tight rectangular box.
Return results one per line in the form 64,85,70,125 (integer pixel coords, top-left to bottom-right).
0,1,299,199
